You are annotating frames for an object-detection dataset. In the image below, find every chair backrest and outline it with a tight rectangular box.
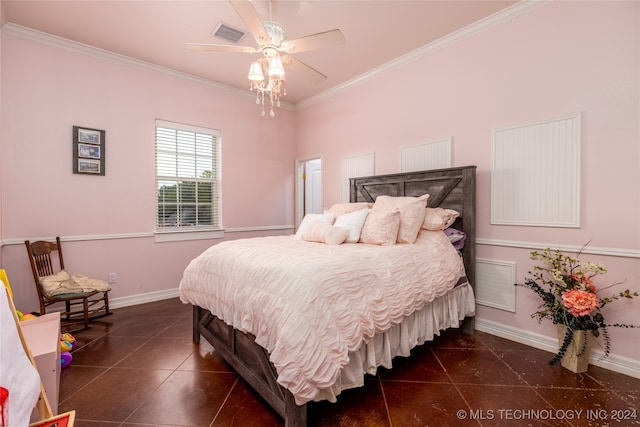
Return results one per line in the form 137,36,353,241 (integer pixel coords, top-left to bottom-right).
25,237,65,301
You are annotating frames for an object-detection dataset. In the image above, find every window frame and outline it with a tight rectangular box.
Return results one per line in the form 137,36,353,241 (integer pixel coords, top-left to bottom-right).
154,119,223,242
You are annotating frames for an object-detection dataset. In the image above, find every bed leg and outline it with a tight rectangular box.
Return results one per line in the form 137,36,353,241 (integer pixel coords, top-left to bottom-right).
462,316,475,335
284,392,307,427
192,305,201,343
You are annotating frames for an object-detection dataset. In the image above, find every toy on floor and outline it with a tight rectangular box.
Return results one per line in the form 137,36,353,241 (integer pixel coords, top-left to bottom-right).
60,333,76,368
18,311,39,321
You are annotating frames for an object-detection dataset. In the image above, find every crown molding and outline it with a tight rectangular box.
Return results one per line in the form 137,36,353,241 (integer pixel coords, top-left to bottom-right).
1,0,548,112
0,22,295,110
296,0,551,110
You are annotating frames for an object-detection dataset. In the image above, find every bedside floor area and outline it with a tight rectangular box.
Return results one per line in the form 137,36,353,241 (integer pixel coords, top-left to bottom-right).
58,298,640,427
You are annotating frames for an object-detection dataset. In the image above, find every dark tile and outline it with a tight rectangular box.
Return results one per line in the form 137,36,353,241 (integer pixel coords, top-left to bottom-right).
308,377,390,427
126,370,238,426
177,340,235,373
58,298,640,427
107,314,182,337
383,381,477,426
58,367,172,422
69,335,151,367
115,337,193,370
379,345,450,383
59,365,108,401
536,387,640,427
429,328,489,350
433,348,522,385
585,364,640,391
160,315,194,338
500,349,606,389
475,332,540,352
210,378,283,427
457,384,572,426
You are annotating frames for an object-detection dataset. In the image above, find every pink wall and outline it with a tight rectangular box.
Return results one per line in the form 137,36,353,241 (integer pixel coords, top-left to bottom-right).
0,31,296,310
295,2,640,363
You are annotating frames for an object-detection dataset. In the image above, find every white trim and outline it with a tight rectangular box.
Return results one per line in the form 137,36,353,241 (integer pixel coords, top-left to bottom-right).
1,1,547,112
109,288,181,310
1,226,295,246
0,23,295,109
2,233,153,246
476,238,640,259
476,317,640,379
224,225,294,233
154,229,224,242
296,0,551,110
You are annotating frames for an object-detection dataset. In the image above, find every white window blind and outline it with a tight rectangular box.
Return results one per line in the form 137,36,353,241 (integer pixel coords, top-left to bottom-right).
155,120,221,231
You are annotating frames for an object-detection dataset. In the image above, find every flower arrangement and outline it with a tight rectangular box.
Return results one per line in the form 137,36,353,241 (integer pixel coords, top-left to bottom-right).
515,246,639,366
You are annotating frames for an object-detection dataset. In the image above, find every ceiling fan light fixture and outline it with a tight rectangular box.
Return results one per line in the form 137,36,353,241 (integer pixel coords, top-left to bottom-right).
248,61,265,81
268,55,285,77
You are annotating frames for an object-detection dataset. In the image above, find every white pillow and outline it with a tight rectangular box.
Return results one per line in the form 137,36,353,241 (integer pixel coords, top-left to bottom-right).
301,222,349,245
334,209,370,243
294,213,335,240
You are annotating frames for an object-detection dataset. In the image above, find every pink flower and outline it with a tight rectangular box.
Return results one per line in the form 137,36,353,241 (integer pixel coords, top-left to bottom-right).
571,273,597,292
562,289,599,317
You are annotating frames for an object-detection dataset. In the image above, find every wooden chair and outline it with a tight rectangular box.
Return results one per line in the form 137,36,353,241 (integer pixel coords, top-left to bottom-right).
25,237,110,330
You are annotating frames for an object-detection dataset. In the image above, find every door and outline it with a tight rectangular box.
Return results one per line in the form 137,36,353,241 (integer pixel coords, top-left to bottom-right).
295,157,323,229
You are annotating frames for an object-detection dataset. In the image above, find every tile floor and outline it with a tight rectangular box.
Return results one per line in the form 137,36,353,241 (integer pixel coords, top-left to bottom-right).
58,298,640,427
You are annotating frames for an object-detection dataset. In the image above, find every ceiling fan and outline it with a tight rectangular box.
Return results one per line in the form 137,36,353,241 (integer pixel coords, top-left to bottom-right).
187,0,345,84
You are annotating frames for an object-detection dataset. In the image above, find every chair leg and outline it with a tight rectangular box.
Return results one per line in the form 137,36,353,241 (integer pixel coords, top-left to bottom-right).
66,301,71,319
104,292,110,315
83,298,90,329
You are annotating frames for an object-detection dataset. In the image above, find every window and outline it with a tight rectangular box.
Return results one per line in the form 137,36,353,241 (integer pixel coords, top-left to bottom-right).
155,120,221,235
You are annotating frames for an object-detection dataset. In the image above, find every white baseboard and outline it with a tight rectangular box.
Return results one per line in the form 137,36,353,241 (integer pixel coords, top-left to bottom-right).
109,288,181,310
476,317,640,379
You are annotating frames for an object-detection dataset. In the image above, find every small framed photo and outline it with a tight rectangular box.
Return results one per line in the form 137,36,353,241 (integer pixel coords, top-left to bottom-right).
73,126,105,175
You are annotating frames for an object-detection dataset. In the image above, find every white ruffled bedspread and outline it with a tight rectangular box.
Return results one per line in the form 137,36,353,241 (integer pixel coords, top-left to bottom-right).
179,230,468,405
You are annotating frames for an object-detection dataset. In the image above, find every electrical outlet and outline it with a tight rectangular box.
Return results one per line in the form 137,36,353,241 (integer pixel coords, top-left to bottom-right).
108,272,117,284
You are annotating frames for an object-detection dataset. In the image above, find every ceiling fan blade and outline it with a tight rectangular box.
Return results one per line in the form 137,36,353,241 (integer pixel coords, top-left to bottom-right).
186,43,257,53
282,55,327,84
284,29,345,54
229,0,270,45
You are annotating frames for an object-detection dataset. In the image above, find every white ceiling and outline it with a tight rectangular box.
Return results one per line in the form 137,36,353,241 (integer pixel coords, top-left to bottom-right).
1,0,518,106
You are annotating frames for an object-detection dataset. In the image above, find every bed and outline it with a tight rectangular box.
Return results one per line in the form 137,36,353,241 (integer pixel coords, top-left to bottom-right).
179,165,476,427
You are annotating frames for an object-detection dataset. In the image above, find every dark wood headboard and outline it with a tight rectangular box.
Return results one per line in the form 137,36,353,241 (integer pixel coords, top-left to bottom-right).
350,166,477,329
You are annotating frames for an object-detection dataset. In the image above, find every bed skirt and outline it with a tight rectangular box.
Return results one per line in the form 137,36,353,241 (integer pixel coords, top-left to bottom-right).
313,281,475,402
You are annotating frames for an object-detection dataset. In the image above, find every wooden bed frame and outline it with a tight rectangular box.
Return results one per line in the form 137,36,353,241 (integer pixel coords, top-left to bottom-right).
191,165,476,427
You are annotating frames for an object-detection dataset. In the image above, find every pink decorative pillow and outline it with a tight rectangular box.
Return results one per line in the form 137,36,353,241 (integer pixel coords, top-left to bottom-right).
422,207,460,230
359,208,401,246
325,202,373,217
301,222,349,245
372,194,429,243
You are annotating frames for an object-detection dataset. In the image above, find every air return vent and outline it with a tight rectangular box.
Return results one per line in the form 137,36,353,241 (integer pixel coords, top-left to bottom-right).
211,22,247,43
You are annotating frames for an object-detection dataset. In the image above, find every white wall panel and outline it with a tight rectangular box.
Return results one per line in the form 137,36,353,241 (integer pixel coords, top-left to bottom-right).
491,114,581,227
476,258,516,312
400,138,452,172
341,152,375,202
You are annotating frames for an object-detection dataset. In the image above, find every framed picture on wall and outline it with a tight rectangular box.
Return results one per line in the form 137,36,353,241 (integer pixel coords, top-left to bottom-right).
73,125,105,175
